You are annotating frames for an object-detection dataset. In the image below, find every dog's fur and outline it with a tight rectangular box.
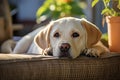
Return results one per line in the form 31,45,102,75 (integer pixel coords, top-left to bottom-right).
1,17,109,58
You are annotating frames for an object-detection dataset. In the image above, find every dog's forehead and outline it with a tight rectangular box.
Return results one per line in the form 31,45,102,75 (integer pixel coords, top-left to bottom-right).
52,18,83,31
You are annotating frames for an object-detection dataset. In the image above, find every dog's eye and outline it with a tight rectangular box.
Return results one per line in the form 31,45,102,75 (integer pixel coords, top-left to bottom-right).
72,32,79,38
54,32,60,38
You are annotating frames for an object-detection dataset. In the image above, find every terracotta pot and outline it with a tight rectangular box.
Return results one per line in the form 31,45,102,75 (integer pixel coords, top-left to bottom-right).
106,16,120,52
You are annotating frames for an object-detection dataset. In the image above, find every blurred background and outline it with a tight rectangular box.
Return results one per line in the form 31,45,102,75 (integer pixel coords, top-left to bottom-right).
0,0,108,43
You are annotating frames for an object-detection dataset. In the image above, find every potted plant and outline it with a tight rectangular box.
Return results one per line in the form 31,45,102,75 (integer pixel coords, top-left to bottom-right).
92,0,120,52
36,0,85,23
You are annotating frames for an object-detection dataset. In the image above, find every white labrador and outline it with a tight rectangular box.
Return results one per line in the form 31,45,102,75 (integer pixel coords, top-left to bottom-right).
1,17,109,58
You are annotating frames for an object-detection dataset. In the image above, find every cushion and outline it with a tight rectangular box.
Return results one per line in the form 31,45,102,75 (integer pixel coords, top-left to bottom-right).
0,53,120,80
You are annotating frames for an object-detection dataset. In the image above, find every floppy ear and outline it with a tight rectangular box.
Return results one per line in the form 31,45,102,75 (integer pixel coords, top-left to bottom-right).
80,19,102,48
34,22,53,54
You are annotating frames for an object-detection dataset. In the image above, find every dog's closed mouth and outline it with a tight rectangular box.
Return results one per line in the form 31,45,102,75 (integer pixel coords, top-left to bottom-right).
59,52,71,58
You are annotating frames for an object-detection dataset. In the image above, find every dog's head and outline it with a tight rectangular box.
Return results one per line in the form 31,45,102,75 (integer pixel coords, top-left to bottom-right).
35,17,101,58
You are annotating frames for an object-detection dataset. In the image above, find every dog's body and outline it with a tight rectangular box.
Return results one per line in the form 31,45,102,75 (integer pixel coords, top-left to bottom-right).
1,17,109,58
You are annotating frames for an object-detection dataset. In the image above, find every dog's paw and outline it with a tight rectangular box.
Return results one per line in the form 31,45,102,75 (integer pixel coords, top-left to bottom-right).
83,48,100,57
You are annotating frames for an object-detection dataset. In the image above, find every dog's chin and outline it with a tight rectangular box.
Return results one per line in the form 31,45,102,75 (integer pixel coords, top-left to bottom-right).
59,52,71,58
50,50,79,59
52,51,72,58
51,49,74,58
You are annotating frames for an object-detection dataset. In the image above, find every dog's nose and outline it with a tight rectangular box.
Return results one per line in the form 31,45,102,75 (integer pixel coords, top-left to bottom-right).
60,43,70,52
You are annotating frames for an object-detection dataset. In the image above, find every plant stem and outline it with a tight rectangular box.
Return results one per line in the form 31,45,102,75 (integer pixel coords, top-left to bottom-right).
103,0,108,8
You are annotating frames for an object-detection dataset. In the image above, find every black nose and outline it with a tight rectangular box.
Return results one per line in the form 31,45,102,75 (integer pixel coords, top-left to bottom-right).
60,43,70,52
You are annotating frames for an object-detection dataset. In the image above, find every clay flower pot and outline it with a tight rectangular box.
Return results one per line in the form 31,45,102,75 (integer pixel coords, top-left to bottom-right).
106,16,120,52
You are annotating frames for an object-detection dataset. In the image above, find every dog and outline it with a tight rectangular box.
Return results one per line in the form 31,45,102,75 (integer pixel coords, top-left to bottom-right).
1,17,109,58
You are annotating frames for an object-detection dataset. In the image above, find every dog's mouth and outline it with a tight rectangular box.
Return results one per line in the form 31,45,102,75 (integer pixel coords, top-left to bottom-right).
59,52,71,58
46,45,72,58
47,51,71,58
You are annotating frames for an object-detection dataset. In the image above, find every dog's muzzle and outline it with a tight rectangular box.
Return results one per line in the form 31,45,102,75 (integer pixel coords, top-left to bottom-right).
59,43,71,57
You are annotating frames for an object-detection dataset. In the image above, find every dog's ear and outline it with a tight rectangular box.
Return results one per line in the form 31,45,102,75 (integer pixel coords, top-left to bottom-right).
34,22,53,54
80,18,102,48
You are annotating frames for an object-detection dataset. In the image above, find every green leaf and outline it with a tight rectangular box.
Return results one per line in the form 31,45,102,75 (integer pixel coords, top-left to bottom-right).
36,0,85,19
36,0,53,18
91,0,99,7
101,33,108,41
117,0,120,9
101,8,111,15
103,0,110,3
103,0,110,8
70,1,84,16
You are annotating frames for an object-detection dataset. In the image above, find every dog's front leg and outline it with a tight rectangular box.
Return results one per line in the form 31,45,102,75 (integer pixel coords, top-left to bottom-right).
83,41,109,57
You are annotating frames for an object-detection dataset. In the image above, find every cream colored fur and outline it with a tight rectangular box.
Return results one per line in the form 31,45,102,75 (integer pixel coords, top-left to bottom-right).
1,17,109,58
